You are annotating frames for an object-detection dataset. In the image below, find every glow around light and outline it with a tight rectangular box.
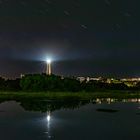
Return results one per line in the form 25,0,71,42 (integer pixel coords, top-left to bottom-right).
47,59,51,64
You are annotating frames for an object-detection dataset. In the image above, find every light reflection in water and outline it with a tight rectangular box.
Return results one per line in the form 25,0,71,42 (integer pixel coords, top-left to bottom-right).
94,98,140,104
45,111,53,139
47,112,51,122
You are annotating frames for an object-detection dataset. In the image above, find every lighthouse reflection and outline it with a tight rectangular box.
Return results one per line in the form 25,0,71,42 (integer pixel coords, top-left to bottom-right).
45,111,52,138
6,98,139,113
47,112,51,122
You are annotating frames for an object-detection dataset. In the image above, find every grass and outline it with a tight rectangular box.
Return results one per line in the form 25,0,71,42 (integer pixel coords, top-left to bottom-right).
0,90,139,101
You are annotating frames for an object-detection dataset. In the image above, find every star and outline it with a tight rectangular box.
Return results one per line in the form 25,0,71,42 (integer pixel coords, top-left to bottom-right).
64,10,70,16
81,24,87,29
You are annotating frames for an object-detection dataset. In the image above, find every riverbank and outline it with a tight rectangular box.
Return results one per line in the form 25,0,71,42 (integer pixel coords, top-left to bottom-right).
0,90,139,101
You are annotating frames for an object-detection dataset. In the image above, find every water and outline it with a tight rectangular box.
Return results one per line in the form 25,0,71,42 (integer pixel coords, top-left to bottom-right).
0,99,139,140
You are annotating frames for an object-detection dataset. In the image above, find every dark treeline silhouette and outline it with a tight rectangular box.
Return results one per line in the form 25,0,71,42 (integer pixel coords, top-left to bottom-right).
20,74,81,92
81,80,129,92
0,77,21,91
0,74,140,92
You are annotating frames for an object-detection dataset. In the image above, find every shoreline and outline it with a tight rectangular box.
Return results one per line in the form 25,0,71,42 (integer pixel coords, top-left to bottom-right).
0,91,139,101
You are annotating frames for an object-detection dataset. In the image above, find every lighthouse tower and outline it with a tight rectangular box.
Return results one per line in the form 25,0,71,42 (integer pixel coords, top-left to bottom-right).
46,59,52,75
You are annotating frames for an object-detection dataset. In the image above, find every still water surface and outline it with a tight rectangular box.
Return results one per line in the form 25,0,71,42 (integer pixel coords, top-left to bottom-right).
0,99,139,140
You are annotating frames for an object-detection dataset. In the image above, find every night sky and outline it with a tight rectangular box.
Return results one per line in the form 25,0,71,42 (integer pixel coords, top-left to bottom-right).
0,0,140,78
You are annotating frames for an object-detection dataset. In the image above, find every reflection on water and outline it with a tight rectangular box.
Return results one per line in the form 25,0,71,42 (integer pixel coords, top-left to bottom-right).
17,98,140,113
0,98,139,112
47,111,51,122
46,111,52,139
19,99,90,112
11,98,140,112
95,98,140,104
0,98,139,140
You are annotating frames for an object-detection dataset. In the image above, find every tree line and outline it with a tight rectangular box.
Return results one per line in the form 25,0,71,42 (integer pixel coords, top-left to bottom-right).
0,74,140,92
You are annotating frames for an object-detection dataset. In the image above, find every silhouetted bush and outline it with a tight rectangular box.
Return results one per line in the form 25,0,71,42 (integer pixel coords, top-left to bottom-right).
20,74,81,92
0,77,21,91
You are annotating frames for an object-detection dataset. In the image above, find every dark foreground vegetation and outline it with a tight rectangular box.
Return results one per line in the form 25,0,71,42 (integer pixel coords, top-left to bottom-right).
0,74,140,100
1,74,140,92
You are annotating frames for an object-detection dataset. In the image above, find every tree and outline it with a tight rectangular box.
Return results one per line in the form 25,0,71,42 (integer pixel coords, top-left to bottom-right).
20,74,81,92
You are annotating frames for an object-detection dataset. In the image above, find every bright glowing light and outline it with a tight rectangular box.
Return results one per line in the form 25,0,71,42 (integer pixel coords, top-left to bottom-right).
47,115,51,122
47,59,51,64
